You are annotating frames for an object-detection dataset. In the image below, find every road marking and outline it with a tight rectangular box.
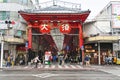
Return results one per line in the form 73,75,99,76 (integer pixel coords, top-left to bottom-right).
51,65,55,68
70,65,76,69
58,65,62,68
32,73,59,78
44,65,49,68
76,65,82,68
0,74,31,77
24,66,29,69
64,65,69,69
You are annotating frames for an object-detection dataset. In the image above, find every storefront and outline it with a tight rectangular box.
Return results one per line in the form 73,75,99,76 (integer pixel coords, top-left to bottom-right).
85,35,119,65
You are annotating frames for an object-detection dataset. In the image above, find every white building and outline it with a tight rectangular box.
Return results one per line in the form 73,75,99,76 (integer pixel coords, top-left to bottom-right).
83,1,120,65
0,0,33,63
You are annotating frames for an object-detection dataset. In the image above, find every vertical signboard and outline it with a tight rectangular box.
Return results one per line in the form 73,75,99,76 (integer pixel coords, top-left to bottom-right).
112,4,120,28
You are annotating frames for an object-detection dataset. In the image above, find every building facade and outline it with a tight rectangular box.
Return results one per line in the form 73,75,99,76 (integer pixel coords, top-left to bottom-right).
0,0,32,64
84,1,120,65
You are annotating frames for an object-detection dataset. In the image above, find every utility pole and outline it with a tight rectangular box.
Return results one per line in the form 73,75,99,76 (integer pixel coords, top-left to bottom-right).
0,32,4,68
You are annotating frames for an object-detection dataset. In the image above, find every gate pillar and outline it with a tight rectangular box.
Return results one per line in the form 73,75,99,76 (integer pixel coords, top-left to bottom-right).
28,25,32,49
78,23,84,64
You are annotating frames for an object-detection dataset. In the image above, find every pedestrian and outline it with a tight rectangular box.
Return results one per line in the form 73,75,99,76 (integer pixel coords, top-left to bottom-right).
84,55,90,66
53,55,57,63
105,56,109,65
77,55,81,64
33,56,40,68
6,55,11,67
59,54,64,65
10,54,14,67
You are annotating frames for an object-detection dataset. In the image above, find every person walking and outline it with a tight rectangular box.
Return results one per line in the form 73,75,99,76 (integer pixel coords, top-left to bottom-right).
59,54,64,65
33,56,40,68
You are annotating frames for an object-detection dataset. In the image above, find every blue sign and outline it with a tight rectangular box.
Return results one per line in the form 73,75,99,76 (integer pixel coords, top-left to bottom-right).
81,46,84,50
25,41,28,47
66,46,69,50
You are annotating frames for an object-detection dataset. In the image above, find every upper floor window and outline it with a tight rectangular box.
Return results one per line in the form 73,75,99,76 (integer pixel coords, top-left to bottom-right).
19,0,28,5
0,11,10,20
0,0,7,3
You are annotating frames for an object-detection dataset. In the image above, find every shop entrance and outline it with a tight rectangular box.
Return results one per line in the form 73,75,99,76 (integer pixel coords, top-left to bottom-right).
30,28,80,64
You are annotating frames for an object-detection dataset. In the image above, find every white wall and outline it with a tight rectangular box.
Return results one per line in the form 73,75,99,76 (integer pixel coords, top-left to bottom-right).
0,3,30,11
84,22,101,36
84,2,112,36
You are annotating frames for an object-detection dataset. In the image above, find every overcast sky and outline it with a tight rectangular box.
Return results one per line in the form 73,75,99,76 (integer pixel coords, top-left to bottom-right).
32,0,120,19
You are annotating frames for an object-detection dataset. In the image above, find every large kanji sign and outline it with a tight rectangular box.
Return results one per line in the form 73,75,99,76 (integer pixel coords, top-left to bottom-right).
39,23,50,33
59,23,71,33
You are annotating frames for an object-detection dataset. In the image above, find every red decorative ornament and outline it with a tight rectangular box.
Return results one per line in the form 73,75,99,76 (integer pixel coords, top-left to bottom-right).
39,23,50,33
59,23,71,34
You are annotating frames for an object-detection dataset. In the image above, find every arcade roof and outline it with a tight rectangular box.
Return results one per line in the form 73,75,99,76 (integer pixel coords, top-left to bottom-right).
23,5,89,14
19,1,90,23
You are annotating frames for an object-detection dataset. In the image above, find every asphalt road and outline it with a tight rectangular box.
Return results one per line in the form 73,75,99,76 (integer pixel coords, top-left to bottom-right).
0,70,120,80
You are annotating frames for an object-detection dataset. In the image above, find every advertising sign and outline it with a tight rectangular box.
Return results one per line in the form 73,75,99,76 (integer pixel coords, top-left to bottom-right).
45,51,51,60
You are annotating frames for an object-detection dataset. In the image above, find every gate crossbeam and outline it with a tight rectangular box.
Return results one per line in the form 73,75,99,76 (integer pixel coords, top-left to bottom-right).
32,33,79,36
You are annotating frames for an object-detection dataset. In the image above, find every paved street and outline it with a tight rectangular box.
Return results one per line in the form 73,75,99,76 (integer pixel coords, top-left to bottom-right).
0,64,120,80
92,65,120,77
0,70,120,80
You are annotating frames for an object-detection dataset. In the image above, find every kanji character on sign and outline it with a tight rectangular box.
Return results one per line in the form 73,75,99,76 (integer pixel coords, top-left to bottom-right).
59,23,71,33
40,23,50,33
61,24,70,31
41,24,48,30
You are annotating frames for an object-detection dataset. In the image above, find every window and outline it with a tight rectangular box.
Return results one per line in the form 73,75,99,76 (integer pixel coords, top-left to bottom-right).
0,0,8,3
19,0,28,5
0,0,3,2
14,30,23,37
0,30,5,35
0,11,9,20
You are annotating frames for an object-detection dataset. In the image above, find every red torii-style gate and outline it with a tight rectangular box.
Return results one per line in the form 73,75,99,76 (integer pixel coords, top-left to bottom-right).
19,6,90,62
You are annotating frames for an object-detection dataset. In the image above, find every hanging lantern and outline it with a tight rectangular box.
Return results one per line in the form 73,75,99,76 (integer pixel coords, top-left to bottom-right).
59,23,71,34
39,23,51,33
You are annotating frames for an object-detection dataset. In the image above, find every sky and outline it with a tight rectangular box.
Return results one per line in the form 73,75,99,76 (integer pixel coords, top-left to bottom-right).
32,0,120,20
